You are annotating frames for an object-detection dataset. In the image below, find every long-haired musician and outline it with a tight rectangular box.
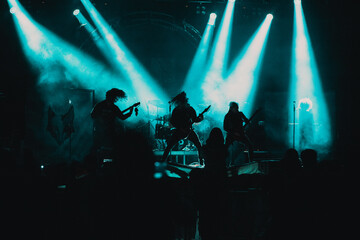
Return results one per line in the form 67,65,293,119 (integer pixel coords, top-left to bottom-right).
162,91,205,164
91,88,134,149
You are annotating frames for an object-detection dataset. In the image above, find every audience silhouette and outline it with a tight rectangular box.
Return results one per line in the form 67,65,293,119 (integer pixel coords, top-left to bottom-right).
190,127,230,240
0,124,347,240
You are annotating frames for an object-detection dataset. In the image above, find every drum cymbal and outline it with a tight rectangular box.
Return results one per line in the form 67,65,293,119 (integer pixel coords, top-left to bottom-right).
148,99,166,108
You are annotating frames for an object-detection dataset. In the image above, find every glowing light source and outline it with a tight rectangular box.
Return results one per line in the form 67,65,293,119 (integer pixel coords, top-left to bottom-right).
208,13,217,26
80,0,168,114
9,7,16,14
289,0,332,151
73,9,80,16
201,0,236,111
222,13,273,116
183,13,216,99
72,9,111,59
266,13,273,20
7,0,131,97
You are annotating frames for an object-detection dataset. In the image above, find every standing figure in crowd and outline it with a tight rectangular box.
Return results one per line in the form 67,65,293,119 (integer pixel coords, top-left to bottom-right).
191,127,229,240
162,91,205,164
223,101,254,162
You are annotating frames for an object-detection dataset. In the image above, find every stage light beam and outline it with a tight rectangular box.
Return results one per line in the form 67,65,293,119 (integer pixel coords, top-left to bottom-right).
9,7,16,14
201,0,236,111
7,0,132,98
222,13,273,116
80,0,168,113
73,9,80,16
208,13,217,26
183,13,217,101
289,1,332,151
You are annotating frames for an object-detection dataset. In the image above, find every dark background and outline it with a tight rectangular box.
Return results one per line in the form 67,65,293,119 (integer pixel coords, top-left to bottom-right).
0,0,357,167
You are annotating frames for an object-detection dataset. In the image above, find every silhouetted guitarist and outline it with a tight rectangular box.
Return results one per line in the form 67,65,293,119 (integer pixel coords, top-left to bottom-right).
162,91,210,164
91,88,139,150
223,101,254,162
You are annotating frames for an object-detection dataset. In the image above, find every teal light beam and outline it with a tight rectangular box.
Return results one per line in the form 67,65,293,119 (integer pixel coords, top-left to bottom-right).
7,0,130,97
223,14,273,116
289,0,332,151
182,13,216,102
80,0,169,112
201,0,236,111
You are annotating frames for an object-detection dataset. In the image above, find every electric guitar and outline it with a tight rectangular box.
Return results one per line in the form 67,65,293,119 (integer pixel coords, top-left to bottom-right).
244,107,262,129
122,102,140,116
177,105,211,136
227,107,262,139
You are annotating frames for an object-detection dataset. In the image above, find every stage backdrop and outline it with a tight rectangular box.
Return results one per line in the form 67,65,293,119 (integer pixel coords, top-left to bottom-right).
25,88,94,166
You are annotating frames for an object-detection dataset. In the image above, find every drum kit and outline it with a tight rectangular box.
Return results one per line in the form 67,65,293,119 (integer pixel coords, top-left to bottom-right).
145,100,170,150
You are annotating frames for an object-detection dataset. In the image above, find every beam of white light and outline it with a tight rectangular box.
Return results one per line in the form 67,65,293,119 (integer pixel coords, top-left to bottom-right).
7,0,130,96
182,14,216,102
201,0,236,110
74,11,99,40
289,1,331,151
208,13,217,26
223,13,273,116
80,0,168,112
73,11,117,66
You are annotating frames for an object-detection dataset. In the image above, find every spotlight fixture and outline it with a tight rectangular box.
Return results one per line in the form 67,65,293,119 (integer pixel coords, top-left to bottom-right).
266,13,273,20
9,7,16,14
73,9,80,16
208,13,217,25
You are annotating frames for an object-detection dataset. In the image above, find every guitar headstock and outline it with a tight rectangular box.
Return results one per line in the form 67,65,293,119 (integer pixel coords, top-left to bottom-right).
199,105,211,116
205,105,211,112
133,102,140,116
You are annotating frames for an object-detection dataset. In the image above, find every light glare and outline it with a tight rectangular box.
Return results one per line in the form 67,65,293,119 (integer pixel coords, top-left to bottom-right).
289,0,332,151
80,0,169,116
208,13,217,26
10,7,16,14
73,9,80,16
201,0,236,112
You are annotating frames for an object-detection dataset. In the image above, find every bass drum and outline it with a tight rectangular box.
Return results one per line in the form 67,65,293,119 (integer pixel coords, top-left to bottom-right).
167,128,195,151
155,123,172,139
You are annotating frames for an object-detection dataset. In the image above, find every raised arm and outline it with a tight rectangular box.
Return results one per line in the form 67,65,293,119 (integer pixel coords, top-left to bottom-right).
116,106,133,120
240,112,250,124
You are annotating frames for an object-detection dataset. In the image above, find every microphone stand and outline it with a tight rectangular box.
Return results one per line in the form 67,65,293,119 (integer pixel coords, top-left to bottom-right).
293,100,296,149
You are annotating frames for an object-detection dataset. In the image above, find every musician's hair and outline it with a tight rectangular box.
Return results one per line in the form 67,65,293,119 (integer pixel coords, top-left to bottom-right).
106,88,126,101
206,127,224,147
171,91,188,105
229,101,239,110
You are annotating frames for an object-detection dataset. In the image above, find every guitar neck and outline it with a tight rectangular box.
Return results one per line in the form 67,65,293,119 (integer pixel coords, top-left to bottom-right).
244,108,262,128
199,105,211,116
122,102,140,113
